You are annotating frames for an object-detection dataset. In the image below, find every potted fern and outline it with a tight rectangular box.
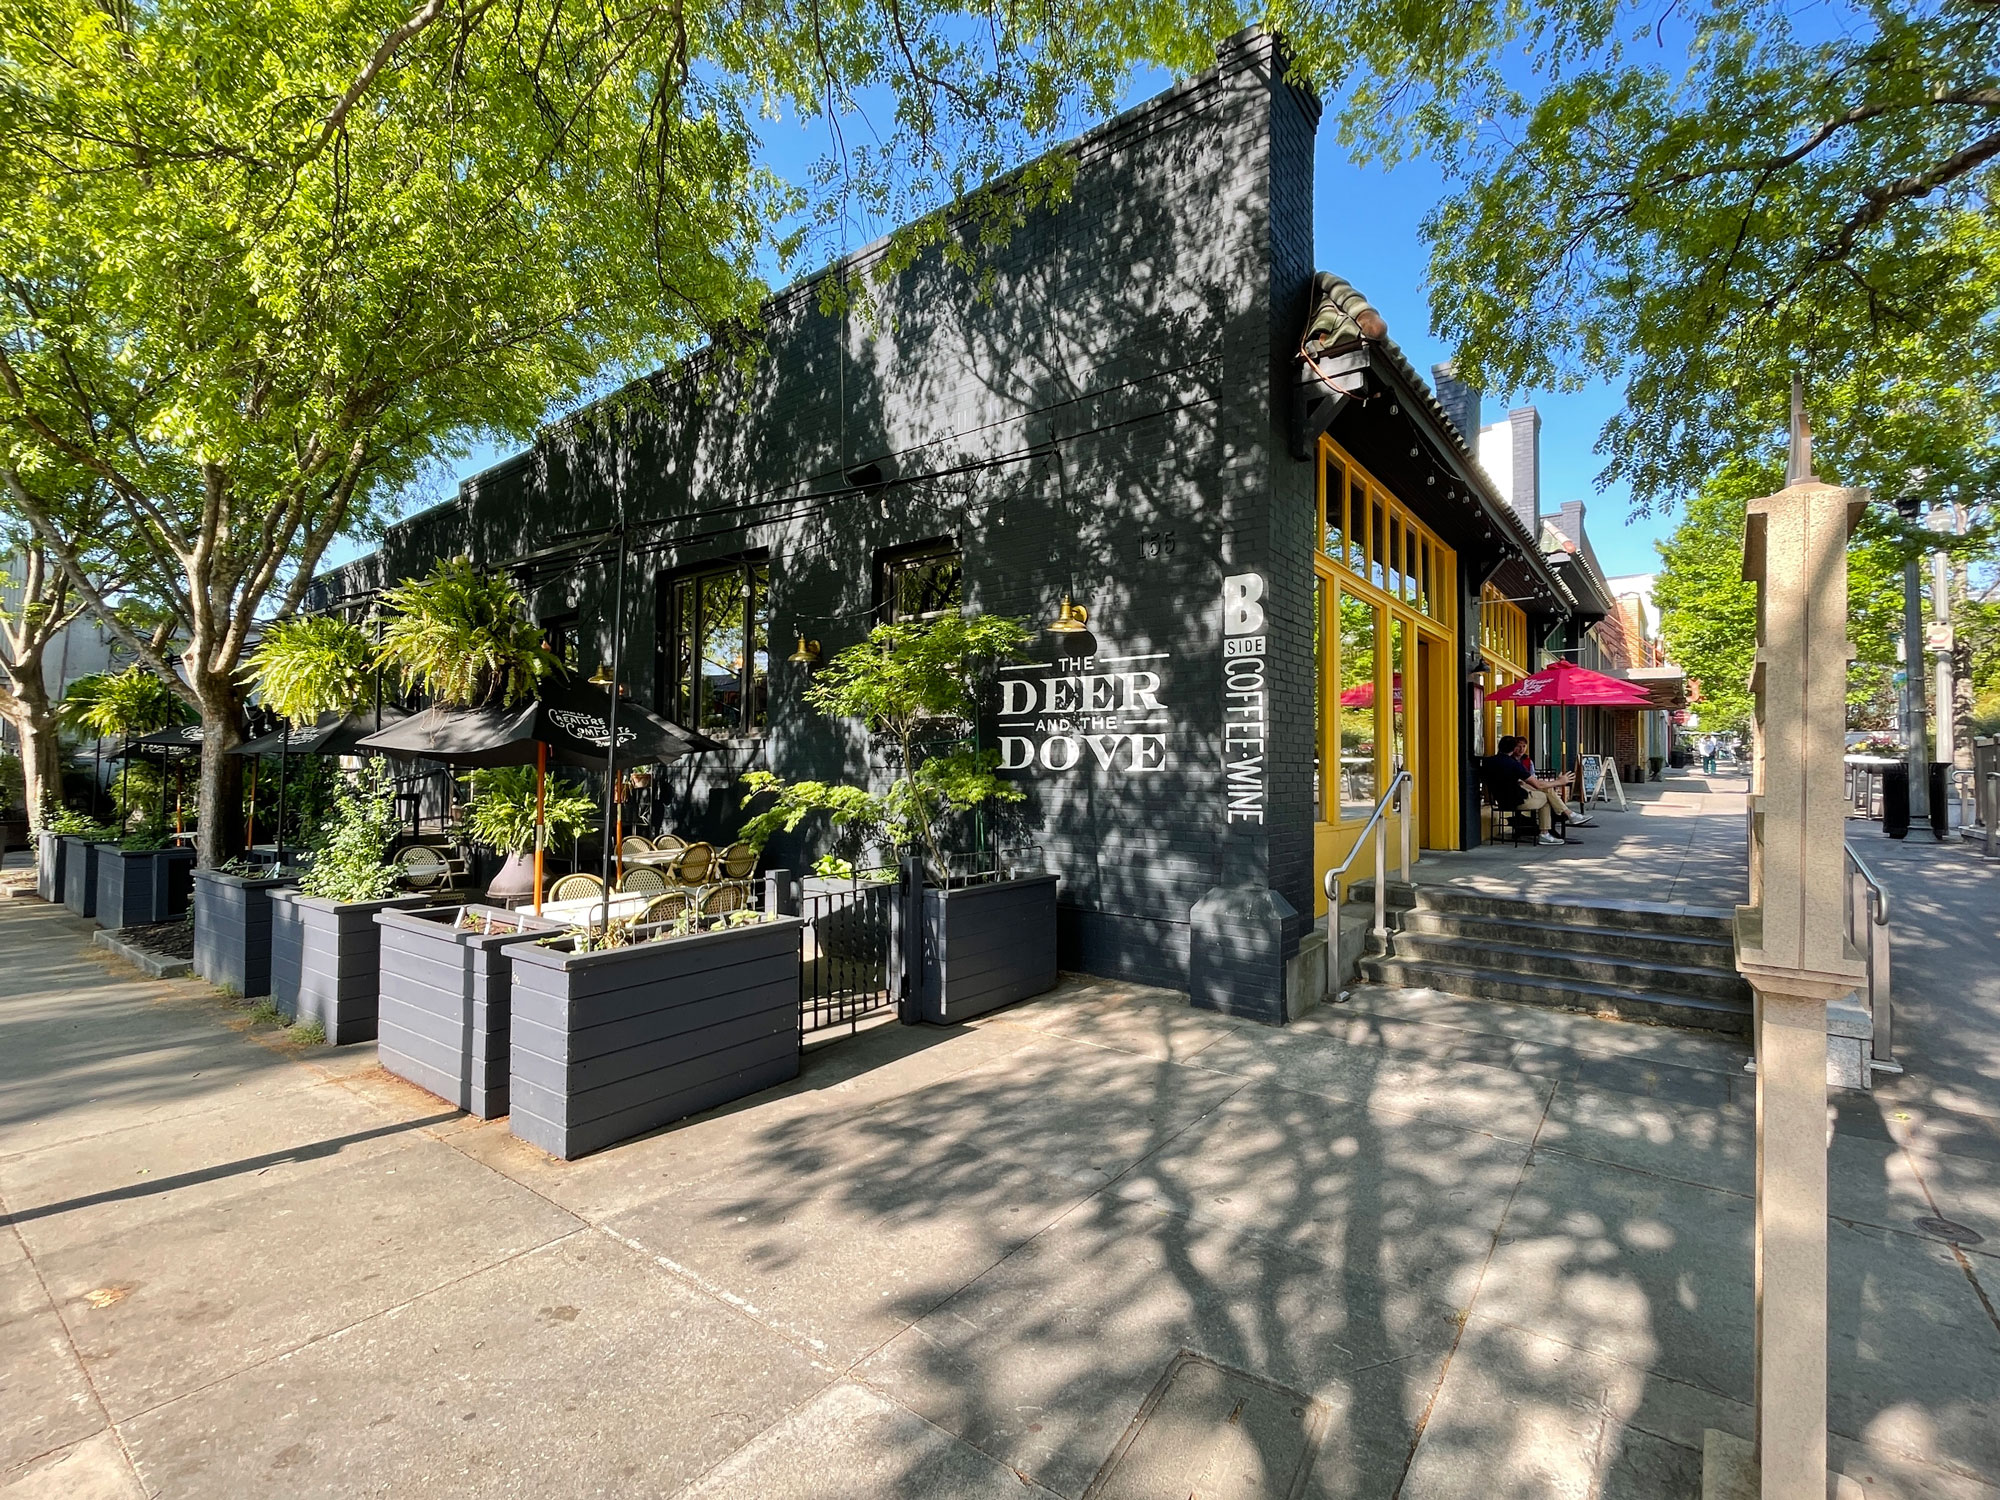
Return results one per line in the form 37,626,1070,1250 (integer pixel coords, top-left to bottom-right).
740,613,1058,1025
269,762,436,1043
458,765,597,903
57,668,174,919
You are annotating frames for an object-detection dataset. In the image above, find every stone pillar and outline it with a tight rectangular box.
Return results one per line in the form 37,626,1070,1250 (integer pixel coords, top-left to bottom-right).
1712,458,1868,1499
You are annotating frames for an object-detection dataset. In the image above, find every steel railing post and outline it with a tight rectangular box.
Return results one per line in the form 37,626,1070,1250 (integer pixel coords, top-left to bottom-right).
1399,775,1412,886
1373,815,1388,938
1870,889,1893,1064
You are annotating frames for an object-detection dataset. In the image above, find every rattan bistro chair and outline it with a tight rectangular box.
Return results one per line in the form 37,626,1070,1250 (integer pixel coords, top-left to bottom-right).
636,891,690,933
618,834,655,857
547,872,604,903
395,844,454,890
697,881,749,918
716,840,757,880
618,865,669,896
670,841,715,885
651,832,687,856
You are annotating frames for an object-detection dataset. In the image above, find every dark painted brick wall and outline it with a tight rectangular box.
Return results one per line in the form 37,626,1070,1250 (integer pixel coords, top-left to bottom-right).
315,31,1323,999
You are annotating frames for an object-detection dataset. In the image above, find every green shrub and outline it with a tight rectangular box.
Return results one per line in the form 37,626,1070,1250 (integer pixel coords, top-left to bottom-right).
299,763,401,903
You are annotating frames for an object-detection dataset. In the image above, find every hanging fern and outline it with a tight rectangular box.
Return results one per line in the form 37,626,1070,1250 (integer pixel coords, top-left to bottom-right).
376,557,557,710
248,616,375,726
58,667,176,740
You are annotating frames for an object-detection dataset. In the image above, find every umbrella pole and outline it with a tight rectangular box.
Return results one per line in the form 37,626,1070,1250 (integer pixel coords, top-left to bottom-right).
157,746,167,830
247,760,257,850
534,741,547,917
597,527,628,937
274,724,290,868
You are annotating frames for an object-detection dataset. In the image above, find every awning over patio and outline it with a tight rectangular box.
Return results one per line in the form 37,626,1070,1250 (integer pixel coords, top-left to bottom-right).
1608,665,1689,710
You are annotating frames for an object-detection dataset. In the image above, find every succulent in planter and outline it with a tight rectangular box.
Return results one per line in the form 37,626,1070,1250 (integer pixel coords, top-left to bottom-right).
740,613,1033,878
298,763,402,903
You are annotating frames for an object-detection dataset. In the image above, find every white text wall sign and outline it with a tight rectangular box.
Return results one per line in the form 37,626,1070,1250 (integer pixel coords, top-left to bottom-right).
1222,572,1268,823
996,649,1172,774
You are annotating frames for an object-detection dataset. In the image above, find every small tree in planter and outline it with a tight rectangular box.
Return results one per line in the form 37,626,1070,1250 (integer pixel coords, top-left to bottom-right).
270,763,435,1043
459,766,597,901
740,612,1058,1024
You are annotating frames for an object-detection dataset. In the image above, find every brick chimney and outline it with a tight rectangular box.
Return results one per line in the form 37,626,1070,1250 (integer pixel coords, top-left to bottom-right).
1506,407,1540,535
1430,362,1481,443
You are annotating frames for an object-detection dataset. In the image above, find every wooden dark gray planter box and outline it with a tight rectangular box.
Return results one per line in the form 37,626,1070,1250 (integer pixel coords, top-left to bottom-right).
93,845,197,930
37,830,66,903
270,890,439,1044
507,916,803,1160
193,870,297,998
61,836,100,919
918,873,1060,1024
375,904,563,1118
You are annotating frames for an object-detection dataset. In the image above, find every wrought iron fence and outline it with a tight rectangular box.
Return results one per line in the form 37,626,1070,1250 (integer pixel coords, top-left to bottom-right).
798,869,899,1038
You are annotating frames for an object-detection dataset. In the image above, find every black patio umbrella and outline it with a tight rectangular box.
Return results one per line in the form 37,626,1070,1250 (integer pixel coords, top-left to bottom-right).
228,705,413,864
352,678,717,769
113,723,203,837
353,679,721,917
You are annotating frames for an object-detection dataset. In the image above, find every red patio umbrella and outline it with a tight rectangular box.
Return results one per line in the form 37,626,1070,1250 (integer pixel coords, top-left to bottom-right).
1337,674,1404,710
1485,659,1654,706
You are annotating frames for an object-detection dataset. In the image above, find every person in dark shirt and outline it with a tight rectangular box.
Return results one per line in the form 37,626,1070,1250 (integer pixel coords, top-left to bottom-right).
1513,743,1593,827
1483,736,1572,844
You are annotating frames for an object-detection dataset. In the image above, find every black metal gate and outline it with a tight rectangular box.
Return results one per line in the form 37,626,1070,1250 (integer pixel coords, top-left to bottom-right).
798,873,899,1038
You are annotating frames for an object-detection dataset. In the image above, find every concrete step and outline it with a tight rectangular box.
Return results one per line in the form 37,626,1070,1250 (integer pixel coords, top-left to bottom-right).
1389,908,1739,971
1356,954,1752,1035
1350,881,1736,940
1371,930,1753,1003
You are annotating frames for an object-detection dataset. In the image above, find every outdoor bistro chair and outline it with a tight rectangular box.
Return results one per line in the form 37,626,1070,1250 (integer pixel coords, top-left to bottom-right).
395,843,461,890
617,865,670,896
670,841,715,886
697,881,749,918
636,891,690,933
716,840,757,880
547,872,604,903
618,834,655,856
651,832,687,856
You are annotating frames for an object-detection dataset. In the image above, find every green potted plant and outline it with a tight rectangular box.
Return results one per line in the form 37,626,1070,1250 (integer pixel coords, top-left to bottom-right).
740,612,1059,1025
56,668,175,918
41,804,115,911
376,556,556,710
269,762,435,1043
458,765,597,902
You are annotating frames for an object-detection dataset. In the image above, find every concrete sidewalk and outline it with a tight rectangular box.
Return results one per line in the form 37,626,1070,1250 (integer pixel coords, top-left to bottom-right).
3,894,1997,1499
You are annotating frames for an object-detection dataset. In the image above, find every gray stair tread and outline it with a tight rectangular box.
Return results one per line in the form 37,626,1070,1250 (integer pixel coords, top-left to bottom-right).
1382,932,1746,984
1393,910,1736,958
1350,882,1737,929
1360,955,1753,1020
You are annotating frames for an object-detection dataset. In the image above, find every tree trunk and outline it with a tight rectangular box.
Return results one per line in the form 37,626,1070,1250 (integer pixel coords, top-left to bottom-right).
2,664,65,833
193,681,247,869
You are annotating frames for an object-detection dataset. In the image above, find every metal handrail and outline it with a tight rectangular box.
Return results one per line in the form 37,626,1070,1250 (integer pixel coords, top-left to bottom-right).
1321,770,1413,1003
1844,842,1895,1072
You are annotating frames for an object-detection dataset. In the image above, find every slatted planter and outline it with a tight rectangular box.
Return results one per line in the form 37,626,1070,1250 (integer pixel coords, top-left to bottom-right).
507,916,803,1161
918,873,1060,1024
192,870,297,998
270,891,439,1044
93,846,197,930
37,831,66,904
61,836,100,919
374,904,563,1118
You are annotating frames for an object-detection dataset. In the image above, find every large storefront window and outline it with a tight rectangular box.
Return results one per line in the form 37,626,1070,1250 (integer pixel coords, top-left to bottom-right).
664,559,769,736
877,540,962,622
1479,583,1530,757
1337,591,1379,819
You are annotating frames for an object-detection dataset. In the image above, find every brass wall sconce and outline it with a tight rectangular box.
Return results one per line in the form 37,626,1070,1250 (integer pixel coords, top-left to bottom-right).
1047,596,1089,634
787,635,821,666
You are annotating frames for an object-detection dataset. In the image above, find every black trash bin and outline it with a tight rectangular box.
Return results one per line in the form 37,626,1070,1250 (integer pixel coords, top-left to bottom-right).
1882,762,1910,839
1929,762,1951,841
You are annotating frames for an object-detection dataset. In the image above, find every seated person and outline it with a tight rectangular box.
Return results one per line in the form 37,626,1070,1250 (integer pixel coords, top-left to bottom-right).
1513,743,1593,827
1482,736,1572,845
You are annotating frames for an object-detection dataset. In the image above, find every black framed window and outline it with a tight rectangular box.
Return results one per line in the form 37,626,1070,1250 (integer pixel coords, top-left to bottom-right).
876,540,962,622
662,559,769,735
539,612,581,671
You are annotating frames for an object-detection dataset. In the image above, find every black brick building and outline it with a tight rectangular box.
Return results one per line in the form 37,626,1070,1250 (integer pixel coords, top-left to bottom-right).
312,30,1577,1022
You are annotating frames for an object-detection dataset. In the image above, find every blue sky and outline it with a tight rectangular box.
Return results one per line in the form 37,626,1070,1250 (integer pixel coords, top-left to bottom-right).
348,61,1675,580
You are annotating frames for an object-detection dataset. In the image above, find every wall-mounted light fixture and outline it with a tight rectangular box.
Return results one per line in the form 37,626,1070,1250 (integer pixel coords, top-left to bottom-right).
787,635,821,666
1046,596,1089,634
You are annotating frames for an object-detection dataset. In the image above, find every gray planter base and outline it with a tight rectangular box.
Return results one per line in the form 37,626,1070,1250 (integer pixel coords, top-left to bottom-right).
918,874,1060,1024
508,916,802,1160
375,903,561,1118
270,890,439,1044
193,870,297,998
61,836,100,919
37,831,66,904
94,846,196,931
